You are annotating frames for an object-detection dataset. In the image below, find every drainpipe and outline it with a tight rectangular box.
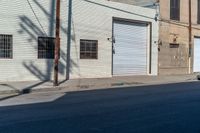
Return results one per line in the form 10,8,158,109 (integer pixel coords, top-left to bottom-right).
188,0,192,74
66,0,72,80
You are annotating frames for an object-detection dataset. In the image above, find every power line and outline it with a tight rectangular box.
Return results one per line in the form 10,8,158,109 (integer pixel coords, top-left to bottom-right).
26,0,48,36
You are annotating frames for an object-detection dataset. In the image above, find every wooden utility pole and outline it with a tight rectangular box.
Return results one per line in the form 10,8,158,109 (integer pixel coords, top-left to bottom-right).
54,0,61,86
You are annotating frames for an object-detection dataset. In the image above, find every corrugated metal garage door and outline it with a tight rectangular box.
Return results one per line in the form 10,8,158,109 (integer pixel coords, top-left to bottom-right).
193,38,200,72
113,20,148,76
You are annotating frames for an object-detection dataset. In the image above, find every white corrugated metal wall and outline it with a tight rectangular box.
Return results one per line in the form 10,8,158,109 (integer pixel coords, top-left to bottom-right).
0,0,68,81
70,0,158,79
0,0,159,82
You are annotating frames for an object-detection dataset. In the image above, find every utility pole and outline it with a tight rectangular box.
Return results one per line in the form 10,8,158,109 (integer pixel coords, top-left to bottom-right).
188,0,192,73
54,0,61,86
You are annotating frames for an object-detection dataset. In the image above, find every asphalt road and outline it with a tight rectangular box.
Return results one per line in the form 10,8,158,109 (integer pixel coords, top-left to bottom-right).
1,81,200,133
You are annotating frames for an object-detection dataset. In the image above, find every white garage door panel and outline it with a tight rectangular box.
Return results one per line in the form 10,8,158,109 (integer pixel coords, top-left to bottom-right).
113,21,148,76
194,38,200,72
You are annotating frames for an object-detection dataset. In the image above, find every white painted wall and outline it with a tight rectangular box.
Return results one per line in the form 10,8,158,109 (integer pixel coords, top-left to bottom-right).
0,0,68,81
0,0,158,82
70,0,159,79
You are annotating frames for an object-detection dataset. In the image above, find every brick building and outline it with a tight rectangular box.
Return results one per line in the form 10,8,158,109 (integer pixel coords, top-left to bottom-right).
159,0,200,75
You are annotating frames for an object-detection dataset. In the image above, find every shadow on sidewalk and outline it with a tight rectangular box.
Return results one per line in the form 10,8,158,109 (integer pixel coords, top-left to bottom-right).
0,84,20,93
0,78,70,102
0,94,20,101
0,81,48,101
20,81,48,94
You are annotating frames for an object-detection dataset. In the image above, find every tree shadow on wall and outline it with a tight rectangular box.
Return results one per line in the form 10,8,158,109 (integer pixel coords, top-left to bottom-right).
17,0,78,89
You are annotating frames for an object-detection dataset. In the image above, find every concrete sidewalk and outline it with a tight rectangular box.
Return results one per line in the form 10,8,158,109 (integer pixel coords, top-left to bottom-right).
0,74,199,95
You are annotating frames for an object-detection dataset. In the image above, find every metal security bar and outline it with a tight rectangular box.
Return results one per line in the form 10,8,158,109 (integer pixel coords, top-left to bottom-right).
80,39,98,59
0,34,13,59
38,37,55,59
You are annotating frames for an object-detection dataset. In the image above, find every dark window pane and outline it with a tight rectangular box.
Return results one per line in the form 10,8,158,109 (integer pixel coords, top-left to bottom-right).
91,53,97,59
0,34,12,59
80,46,85,51
86,45,91,51
91,46,97,51
38,37,55,59
170,0,180,21
85,53,91,58
80,39,98,59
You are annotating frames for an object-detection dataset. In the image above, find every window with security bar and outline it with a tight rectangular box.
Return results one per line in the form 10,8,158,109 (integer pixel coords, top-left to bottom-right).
0,34,13,59
38,37,55,59
80,39,98,59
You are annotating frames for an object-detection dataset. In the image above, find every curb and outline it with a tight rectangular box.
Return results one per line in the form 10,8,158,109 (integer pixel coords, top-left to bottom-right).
0,78,198,96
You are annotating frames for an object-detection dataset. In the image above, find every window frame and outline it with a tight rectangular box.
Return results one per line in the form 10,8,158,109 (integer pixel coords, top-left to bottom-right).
0,34,13,59
38,36,55,59
170,0,180,21
80,39,98,59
